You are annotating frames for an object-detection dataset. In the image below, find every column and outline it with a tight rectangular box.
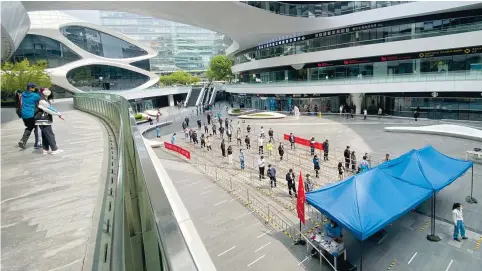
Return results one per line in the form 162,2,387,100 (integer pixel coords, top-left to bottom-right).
350,93,364,115
168,94,174,107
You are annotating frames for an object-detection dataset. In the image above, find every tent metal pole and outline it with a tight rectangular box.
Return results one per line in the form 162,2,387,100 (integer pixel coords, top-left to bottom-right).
466,165,477,204
427,193,441,242
359,240,364,271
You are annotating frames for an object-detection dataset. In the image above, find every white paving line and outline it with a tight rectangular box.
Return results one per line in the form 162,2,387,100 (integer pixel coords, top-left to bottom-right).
186,181,201,187
236,210,254,220
200,190,212,195
257,230,271,239
228,198,236,202
255,242,271,252
408,252,417,264
445,260,454,271
249,221,261,228
217,246,236,257
213,200,228,206
247,254,266,267
176,179,188,184
203,184,215,189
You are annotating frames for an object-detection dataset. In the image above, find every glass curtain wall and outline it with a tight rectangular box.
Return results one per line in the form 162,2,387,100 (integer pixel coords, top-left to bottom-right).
12,34,81,68
234,14,482,64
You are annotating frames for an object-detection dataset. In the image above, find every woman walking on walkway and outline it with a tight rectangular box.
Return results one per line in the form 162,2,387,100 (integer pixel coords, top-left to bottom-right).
206,136,212,151
278,142,284,161
452,203,468,242
221,139,226,157
35,88,64,155
227,145,233,164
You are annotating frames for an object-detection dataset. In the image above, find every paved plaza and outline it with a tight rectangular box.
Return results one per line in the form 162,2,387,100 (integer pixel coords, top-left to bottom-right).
1,102,107,271
149,105,482,271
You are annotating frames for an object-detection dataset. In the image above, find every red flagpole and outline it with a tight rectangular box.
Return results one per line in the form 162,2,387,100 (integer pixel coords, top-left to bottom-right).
297,171,306,225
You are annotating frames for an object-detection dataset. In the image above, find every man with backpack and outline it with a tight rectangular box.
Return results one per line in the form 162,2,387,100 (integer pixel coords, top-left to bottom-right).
17,83,41,149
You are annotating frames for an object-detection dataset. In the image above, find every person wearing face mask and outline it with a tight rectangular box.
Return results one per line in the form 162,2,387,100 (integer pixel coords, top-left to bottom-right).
35,88,64,155
325,220,342,239
452,203,467,242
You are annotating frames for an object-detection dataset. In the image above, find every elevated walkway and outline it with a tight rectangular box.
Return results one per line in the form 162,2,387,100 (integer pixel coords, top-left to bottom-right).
385,124,482,142
1,101,107,271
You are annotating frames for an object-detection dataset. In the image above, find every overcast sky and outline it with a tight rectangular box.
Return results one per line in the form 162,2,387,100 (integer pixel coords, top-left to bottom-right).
63,10,101,24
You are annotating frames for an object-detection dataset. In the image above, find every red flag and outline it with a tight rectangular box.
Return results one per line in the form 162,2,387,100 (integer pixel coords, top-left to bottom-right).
297,171,306,225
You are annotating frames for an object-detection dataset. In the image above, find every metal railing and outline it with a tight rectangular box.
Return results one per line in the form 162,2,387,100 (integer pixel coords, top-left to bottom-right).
228,71,482,88
73,93,201,271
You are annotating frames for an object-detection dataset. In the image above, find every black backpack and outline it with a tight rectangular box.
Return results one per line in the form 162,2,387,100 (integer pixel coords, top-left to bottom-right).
14,90,22,118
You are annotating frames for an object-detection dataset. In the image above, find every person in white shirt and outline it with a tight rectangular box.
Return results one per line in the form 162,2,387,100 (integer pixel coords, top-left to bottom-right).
258,156,265,180
258,135,264,155
363,109,368,120
260,126,265,138
452,203,467,241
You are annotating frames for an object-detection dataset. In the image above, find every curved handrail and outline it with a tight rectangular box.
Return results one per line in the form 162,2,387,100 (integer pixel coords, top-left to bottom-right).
73,93,202,271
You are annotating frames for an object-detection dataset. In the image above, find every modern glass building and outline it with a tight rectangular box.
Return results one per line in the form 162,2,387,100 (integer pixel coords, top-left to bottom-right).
99,11,226,73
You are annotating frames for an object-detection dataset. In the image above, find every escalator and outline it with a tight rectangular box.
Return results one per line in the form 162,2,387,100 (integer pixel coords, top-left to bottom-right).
185,87,202,107
200,85,211,106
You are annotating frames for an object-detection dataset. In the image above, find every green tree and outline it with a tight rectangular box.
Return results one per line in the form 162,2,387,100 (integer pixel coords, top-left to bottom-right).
190,76,201,84
1,59,51,98
158,71,200,86
206,55,232,81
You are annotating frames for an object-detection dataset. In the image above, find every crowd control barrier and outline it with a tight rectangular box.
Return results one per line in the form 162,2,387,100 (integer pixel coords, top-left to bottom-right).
164,142,191,159
284,134,324,150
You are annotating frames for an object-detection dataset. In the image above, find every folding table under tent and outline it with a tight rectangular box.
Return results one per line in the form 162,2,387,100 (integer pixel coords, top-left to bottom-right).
306,145,473,241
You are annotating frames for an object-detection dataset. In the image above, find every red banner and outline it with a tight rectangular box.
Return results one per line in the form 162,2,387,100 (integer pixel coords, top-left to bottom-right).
297,171,306,225
164,142,191,160
284,134,323,150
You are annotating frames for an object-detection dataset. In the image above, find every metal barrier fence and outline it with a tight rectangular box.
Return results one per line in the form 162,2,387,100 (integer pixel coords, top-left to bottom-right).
73,93,201,271
164,147,340,271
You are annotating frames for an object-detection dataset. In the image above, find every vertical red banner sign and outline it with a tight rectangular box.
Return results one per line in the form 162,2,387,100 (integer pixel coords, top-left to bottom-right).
297,171,306,225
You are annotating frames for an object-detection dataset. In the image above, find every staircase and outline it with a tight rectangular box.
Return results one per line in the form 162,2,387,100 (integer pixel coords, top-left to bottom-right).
185,87,202,107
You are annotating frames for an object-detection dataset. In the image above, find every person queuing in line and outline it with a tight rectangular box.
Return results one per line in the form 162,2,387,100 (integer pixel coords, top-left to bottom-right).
182,121,187,130
351,151,357,172
204,123,209,134
236,129,242,146
258,135,264,155
268,128,274,141
278,142,284,161
229,119,234,130
247,124,251,134
227,145,233,164
310,137,316,156
225,117,229,129
350,107,355,119
305,174,314,193
220,139,226,157
197,118,202,129
154,125,160,138
384,153,390,162
452,202,467,242
171,133,176,144
378,107,383,119
258,156,266,180
323,139,329,161
219,125,225,139
17,83,41,149
338,162,345,180
200,134,206,149
289,133,295,149
267,164,277,188
313,155,320,178
184,127,189,141
212,123,217,136
188,129,193,143
356,166,361,174
245,135,251,149
35,88,64,155
364,152,372,167
266,140,274,156
226,127,232,143
184,116,190,127
260,126,265,138
344,146,351,169
207,113,211,125
217,111,221,121
218,116,223,127
192,130,198,145
363,109,368,120
239,149,245,170
414,106,420,121
285,169,297,198
206,135,212,151
359,155,370,173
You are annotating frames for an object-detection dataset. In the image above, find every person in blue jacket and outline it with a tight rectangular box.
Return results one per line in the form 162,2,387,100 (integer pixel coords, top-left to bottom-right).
359,155,370,173
325,220,342,239
18,83,41,149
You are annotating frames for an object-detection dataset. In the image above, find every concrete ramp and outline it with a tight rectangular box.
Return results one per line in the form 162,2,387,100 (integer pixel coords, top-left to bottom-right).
385,124,482,142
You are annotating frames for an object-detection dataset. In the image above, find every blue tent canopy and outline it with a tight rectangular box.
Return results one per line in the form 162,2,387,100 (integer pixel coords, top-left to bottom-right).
306,145,473,241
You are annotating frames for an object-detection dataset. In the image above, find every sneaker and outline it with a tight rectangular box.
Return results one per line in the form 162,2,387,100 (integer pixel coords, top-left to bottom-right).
18,141,26,149
42,150,49,156
50,149,64,155
462,237,468,240
34,143,42,149
454,238,461,242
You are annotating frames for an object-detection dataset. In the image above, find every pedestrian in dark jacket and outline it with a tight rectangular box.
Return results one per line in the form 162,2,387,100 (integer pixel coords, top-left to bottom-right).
344,146,351,169
221,139,226,157
18,83,41,149
289,133,295,149
245,135,251,149
310,137,316,156
225,118,229,129
207,113,211,125
204,123,209,134
227,145,233,164
219,126,225,139
267,164,277,188
197,119,201,129
286,169,297,198
200,134,206,148
268,128,274,141
227,128,232,142
313,155,320,178
192,131,198,145
278,143,284,161
35,88,64,155
212,124,217,135
351,151,356,171
323,139,329,161
185,117,189,127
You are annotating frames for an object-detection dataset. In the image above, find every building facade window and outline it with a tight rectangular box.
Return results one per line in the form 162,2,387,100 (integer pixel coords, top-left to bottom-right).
66,65,149,91
60,25,148,58
12,34,81,68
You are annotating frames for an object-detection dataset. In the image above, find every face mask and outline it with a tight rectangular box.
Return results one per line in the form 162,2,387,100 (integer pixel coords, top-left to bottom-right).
460,206,463,210
43,89,51,97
